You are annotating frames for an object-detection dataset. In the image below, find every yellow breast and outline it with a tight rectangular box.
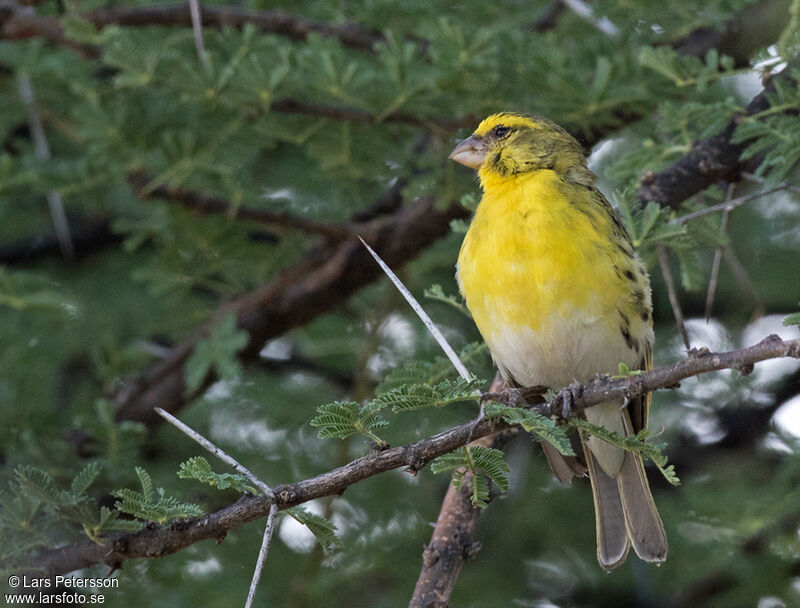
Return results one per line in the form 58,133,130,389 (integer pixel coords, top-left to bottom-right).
456,170,650,387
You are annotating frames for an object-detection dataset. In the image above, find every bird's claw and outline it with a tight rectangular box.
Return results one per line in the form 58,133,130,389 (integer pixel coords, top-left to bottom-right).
552,382,583,420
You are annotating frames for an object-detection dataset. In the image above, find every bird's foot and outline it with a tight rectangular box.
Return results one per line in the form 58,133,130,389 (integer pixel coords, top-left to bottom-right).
551,381,584,420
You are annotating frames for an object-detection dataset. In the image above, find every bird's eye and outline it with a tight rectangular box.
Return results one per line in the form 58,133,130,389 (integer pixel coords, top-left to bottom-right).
492,125,512,138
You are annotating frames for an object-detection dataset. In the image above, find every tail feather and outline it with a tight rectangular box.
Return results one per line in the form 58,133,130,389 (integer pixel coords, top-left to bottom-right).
617,451,668,563
542,440,587,484
584,443,630,570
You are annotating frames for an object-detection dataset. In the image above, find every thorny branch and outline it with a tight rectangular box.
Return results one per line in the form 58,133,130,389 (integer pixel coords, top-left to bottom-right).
113,55,800,427
13,335,800,576
410,374,512,608
114,194,468,425
0,0,789,134
126,170,355,240
0,0,384,52
637,62,798,209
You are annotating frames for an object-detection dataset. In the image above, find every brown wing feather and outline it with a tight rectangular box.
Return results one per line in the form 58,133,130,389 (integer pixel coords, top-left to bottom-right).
627,347,652,433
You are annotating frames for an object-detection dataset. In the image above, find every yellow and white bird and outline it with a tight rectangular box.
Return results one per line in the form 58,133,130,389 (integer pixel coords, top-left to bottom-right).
451,112,667,570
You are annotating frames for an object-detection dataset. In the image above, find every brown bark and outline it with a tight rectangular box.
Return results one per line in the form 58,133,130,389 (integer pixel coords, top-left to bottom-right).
114,196,468,424
12,336,798,577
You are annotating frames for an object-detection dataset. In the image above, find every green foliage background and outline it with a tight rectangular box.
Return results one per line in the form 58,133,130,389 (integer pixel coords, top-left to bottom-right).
1,0,800,606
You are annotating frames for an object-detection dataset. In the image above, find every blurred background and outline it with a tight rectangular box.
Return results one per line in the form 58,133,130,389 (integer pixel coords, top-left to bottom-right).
1,0,800,606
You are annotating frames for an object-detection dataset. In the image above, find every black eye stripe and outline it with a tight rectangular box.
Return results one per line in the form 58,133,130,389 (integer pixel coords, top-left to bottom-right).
491,125,512,138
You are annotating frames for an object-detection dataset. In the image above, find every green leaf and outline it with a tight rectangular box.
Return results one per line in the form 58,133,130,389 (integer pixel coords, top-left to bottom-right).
286,506,343,555
377,343,488,393
14,466,71,507
733,112,800,184
468,445,510,492
112,467,203,524
570,419,680,486
638,46,740,90
431,445,510,508
177,456,256,494
483,402,575,456
372,377,483,413
136,467,155,503
424,284,471,317
185,313,249,392
612,362,645,378
0,268,77,315
310,401,388,444
783,311,800,327
70,463,103,497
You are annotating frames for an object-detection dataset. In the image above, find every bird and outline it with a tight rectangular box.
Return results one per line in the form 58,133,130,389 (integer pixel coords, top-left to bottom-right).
450,112,667,570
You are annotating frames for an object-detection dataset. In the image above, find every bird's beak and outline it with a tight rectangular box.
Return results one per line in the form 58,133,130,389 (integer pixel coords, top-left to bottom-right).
449,135,487,169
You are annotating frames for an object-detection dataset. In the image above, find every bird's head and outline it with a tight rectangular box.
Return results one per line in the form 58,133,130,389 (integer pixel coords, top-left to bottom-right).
449,113,592,185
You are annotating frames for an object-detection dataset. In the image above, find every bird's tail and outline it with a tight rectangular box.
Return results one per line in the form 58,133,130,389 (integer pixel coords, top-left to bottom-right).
584,442,668,570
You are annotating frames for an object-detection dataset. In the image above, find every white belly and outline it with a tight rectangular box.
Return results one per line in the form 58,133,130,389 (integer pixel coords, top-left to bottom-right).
485,307,642,389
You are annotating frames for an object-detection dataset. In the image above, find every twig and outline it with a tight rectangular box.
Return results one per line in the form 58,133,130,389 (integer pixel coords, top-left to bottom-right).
657,244,690,349
154,407,278,608
359,238,472,382
741,171,800,194
704,184,734,320
188,0,207,65
673,183,792,224
560,0,620,37
154,407,273,498
0,1,383,52
16,71,74,260
245,503,279,608
18,335,800,576
722,247,765,318
114,197,468,426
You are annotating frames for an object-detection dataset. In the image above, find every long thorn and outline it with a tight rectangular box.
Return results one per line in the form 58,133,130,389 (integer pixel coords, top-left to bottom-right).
244,503,279,608
705,184,734,321
741,172,800,194
189,0,208,65
722,247,765,319
16,72,74,260
674,184,791,224
657,245,690,349
154,408,273,498
560,0,620,37
358,237,472,382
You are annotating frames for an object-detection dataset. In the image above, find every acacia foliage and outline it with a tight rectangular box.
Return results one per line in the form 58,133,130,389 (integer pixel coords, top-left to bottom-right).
1,0,800,606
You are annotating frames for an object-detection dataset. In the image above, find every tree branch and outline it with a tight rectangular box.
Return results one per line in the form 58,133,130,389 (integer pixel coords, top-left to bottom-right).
114,195,468,425
2,0,788,136
671,0,791,66
408,431,517,608
410,374,513,608
15,335,799,576
126,170,355,240
638,65,797,209
0,1,383,52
